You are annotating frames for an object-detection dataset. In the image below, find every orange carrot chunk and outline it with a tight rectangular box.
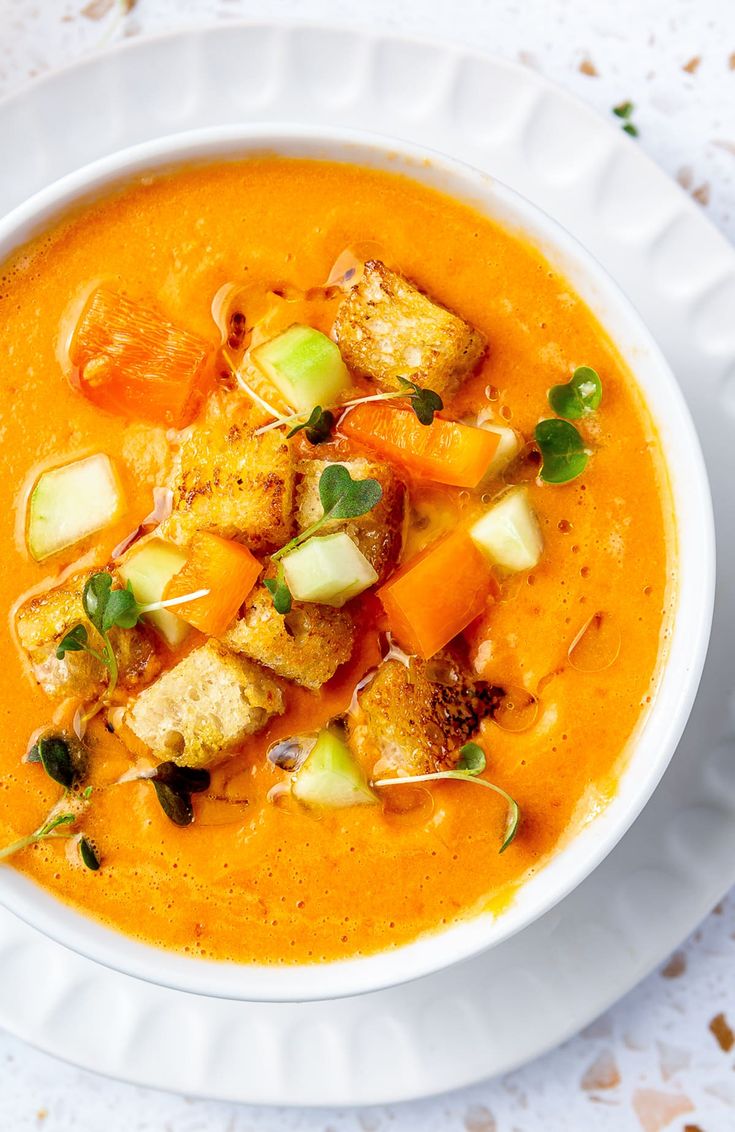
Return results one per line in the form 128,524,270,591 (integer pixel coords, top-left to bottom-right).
378,530,499,659
341,403,500,488
70,287,212,428
164,532,261,637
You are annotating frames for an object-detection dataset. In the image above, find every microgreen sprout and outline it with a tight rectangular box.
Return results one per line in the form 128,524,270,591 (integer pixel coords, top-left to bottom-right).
534,419,589,484
56,572,209,699
547,366,602,420
612,101,639,137
373,741,520,852
0,811,77,862
264,465,383,614
344,376,443,426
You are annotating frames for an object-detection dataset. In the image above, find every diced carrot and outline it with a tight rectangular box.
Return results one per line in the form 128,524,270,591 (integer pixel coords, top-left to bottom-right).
341,403,500,488
164,533,261,637
378,530,499,659
70,287,212,428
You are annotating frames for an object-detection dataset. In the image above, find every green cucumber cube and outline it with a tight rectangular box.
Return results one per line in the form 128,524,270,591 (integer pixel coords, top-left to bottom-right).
27,453,125,562
282,531,378,607
479,423,521,480
251,324,351,412
470,487,543,572
118,537,190,647
292,729,376,807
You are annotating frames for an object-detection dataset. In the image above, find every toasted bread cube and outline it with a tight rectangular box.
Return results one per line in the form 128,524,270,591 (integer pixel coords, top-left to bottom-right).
125,641,284,768
295,458,406,582
161,394,294,552
349,654,500,779
15,573,160,700
222,587,355,690
334,260,485,399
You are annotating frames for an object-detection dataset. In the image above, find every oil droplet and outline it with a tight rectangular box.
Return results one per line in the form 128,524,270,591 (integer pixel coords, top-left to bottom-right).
491,686,539,732
568,612,621,672
500,405,512,421
485,384,499,401
558,519,572,533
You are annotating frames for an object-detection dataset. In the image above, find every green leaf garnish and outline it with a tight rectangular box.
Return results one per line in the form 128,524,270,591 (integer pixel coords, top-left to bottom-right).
622,122,639,138
286,406,335,445
0,809,77,862
613,100,634,119
82,572,114,634
101,581,140,631
547,366,602,420
317,463,383,520
149,761,210,827
456,741,486,775
344,379,444,426
395,377,444,425
55,624,90,658
79,835,100,871
265,465,382,613
373,742,519,853
56,572,209,700
33,736,75,789
264,568,292,615
534,419,589,484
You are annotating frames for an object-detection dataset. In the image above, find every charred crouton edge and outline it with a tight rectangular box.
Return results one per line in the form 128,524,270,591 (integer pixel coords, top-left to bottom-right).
222,587,355,691
162,394,294,553
349,653,500,779
295,457,406,582
15,572,160,700
333,260,486,400
125,640,285,769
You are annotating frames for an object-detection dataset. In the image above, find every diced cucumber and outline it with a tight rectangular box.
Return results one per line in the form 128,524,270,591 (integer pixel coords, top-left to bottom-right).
292,729,377,808
470,487,543,572
479,424,521,480
282,532,378,607
27,453,125,562
118,537,190,647
251,324,351,412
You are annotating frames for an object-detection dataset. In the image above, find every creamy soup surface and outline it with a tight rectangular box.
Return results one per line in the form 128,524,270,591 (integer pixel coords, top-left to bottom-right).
0,159,672,964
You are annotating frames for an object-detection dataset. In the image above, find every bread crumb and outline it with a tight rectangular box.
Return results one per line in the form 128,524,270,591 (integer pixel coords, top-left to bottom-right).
709,1012,735,1052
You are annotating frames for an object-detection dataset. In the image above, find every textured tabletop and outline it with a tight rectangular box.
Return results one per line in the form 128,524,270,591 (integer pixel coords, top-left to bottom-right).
1,1,734,1130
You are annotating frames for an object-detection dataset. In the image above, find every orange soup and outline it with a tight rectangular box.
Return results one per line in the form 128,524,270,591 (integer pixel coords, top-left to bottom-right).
0,159,672,964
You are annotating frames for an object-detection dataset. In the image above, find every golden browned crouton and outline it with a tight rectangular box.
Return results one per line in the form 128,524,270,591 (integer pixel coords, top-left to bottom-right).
333,260,485,399
349,654,501,779
161,393,294,552
295,458,406,581
125,640,285,768
15,573,160,700
222,587,355,690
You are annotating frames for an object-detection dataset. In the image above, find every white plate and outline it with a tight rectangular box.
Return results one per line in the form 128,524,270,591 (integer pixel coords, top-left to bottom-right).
0,22,734,1106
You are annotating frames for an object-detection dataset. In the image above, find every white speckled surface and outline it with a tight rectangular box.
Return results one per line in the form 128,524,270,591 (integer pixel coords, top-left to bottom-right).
1,1,735,1129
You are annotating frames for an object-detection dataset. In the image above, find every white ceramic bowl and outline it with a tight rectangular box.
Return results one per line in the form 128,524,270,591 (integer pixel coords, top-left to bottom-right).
0,125,715,1003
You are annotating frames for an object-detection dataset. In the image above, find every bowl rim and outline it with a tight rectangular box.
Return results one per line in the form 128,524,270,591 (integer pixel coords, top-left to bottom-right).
0,122,715,1003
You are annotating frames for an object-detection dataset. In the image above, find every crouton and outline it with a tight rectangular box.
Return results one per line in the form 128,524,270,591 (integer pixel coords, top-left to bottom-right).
15,573,160,700
333,260,485,400
222,587,355,690
295,458,406,581
349,653,501,778
161,393,294,552
125,640,285,768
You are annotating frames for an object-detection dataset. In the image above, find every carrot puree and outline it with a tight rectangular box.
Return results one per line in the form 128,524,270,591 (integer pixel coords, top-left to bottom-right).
0,159,672,964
